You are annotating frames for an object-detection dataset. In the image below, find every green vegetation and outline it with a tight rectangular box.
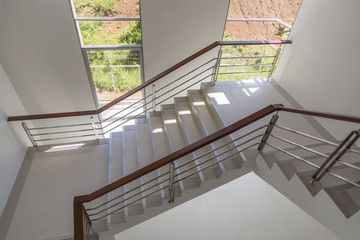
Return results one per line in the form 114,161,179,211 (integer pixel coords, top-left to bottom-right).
74,0,116,17
218,33,276,81
75,0,142,96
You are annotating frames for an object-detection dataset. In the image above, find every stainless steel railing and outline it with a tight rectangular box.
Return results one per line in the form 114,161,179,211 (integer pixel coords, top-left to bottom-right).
17,43,286,147
259,113,360,187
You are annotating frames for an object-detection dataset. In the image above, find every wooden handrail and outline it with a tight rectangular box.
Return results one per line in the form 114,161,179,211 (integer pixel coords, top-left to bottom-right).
73,104,360,239
8,40,291,122
73,104,360,203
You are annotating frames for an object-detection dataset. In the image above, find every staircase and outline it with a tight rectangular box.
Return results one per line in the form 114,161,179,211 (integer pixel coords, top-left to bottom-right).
82,81,360,240
92,85,254,237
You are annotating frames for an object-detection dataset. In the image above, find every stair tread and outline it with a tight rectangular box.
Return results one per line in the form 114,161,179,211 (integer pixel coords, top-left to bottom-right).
190,92,243,171
176,96,222,180
136,120,163,208
123,126,143,217
162,104,201,190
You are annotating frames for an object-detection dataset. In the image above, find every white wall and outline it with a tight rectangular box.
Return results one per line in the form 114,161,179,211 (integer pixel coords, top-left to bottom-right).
0,0,96,114
273,0,360,140
116,173,339,240
0,63,28,217
141,0,229,80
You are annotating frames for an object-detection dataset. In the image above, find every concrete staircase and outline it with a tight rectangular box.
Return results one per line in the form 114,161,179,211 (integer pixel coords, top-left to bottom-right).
89,82,360,240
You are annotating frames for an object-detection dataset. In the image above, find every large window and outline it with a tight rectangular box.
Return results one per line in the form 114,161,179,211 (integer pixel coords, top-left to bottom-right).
223,0,303,41
70,0,143,105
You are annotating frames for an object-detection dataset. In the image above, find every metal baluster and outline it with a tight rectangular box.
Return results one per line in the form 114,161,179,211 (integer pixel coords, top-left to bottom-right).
258,113,279,152
267,47,281,81
152,83,156,112
168,162,175,204
109,50,117,99
91,116,99,140
212,49,223,84
311,129,360,184
21,121,38,148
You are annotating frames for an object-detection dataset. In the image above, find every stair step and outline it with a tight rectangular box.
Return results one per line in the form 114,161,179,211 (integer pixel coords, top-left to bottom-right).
346,186,360,208
162,104,202,190
324,183,360,218
175,97,221,181
148,112,178,201
108,132,125,226
136,119,163,208
123,126,143,217
190,91,243,171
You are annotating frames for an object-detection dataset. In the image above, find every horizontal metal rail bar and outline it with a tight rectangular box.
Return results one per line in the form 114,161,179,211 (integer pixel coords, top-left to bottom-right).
86,171,169,211
90,65,140,68
174,126,267,171
274,124,339,147
31,128,94,136
103,104,153,134
266,143,320,169
227,18,281,23
221,55,276,60
174,136,263,176
156,66,214,95
34,134,96,142
88,177,169,216
276,19,293,29
155,74,213,107
90,184,169,221
101,93,152,124
155,59,216,93
82,45,142,51
102,96,151,130
266,143,360,187
337,161,360,171
174,144,258,182
28,122,92,130
220,63,273,68
218,70,271,75
75,17,140,21
270,134,329,158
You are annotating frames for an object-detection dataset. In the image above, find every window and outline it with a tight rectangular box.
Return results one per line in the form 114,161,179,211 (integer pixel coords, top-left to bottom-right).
70,0,143,105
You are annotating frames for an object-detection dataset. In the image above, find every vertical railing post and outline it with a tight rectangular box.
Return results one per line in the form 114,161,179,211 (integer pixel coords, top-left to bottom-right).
212,49,223,84
152,83,156,112
258,113,279,152
109,50,117,99
168,162,175,204
267,47,281,81
91,115,99,140
21,121,38,148
311,129,360,184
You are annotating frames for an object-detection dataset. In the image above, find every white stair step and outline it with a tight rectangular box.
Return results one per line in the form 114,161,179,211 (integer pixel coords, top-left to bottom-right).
123,126,143,217
346,186,360,208
175,97,221,181
193,90,243,171
108,132,125,225
135,119,162,208
148,112,180,201
162,104,202,190
325,183,360,218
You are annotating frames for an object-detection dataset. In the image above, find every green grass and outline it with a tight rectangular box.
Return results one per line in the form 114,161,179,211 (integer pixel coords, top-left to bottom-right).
75,1,142,93
218,34,277,81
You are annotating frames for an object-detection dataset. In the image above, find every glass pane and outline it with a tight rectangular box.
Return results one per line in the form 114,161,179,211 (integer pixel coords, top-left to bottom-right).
87,50,142,104
227,0,302,21
73,0,140,18
79,21,141,45
223,21,290,41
